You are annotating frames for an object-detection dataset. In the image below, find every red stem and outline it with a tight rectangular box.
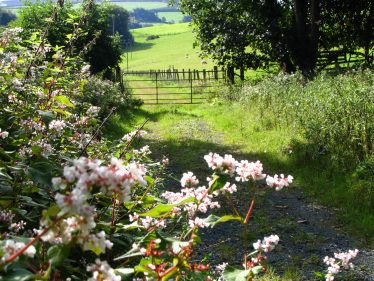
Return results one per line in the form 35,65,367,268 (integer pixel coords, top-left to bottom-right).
244,198,255,224
110,196,117,241
158,265,177,280
5,225,51,264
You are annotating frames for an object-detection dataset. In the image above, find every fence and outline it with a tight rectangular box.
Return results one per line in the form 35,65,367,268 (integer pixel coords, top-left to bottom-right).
123,67,226,105
317,50,373,70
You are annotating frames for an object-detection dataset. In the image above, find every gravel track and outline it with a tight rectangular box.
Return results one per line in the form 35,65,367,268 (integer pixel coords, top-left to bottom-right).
144,118,374,280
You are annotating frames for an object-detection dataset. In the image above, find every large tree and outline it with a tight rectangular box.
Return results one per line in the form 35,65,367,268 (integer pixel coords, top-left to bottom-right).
106,4,134,46
178,0,373,74
14,0,125,75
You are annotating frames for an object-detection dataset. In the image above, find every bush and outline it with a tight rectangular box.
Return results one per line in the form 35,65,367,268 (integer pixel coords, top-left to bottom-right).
80,76,141,119
228,70,374,170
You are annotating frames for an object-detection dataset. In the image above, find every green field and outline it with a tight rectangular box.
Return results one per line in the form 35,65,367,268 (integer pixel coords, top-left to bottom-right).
109,1,168,11
123,23,216,71
157,11,184,23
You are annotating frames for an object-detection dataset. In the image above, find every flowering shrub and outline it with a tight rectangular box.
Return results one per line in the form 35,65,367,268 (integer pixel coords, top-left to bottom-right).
0,15,359,281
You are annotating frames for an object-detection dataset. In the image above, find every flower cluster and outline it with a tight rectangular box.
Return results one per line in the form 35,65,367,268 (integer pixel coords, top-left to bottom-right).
266,174,294,191
34,157,148,254
324,249,359,281
180,171,199,187
235,160,266,182
87,259,121,281
87,106,101,117
0,128,9,139
204,153,237,175
253,234,280,253
49,120,67,133
122,130,148,142
205,152,293,191
1,240,36,262
54,157,147,203
162,182,220,216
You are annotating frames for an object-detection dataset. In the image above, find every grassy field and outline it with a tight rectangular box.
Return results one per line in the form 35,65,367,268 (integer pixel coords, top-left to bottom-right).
123,23,216,71
157,11,184,23
109,1,168,11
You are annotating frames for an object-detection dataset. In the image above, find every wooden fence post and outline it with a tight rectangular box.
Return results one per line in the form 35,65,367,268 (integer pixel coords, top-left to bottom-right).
240,66,245,81
190,71,193,104
214,66,218,80
155,72,159,104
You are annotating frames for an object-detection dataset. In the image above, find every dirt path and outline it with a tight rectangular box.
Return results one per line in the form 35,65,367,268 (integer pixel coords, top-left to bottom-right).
142,113,374,281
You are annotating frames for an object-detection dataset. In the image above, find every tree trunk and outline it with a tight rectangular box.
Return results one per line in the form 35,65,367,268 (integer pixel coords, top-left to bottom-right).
293,0,308,71
293,0,320,74
310,0,320,71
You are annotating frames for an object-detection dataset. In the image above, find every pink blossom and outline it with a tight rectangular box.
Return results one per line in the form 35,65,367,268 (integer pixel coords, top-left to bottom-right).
266,174,293,191
180,172,199,187
0,128,9,139
235,160,266,182
49,120,66,132
324,249,358,281
253,234,279,253
189,217,208,229
204,153,237,175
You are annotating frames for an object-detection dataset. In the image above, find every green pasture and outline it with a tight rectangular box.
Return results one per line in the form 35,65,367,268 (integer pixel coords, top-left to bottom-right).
123,23,216,71
109,1,168,11
157,11,184,23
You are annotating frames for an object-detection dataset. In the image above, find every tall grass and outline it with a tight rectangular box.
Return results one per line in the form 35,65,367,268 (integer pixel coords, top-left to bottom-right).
232,70,374,170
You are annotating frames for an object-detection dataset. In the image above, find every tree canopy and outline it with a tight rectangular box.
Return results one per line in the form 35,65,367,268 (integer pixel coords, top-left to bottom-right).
178,0,373,73
14,0,126,75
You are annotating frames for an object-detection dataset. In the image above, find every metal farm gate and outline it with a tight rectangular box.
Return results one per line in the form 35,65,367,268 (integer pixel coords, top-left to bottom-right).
123,67,226,105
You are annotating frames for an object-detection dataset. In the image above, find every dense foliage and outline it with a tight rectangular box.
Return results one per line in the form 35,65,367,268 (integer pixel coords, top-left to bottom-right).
218,70,374,208
131,8,164,23
14,0,125,75
178,0,373,73
239,71,373,167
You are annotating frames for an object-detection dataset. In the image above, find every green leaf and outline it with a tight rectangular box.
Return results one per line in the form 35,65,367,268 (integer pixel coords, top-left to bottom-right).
208,175,227,194
43,204,60,219
115,268,135,277
113,249,143,261
204,214,243,227
38,110,55,122
139,197,197,218
223,266,251,281
314,271,325,278
47,245,70,267
27,157,60,186
54,95,75,108
251,265,263,275
0,268,34,281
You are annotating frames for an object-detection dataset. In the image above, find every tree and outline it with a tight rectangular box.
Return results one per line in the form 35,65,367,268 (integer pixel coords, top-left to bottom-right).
14,0,123,75
130,8,162,23
0,8,17,26
178,0,373,74
105,4,134,46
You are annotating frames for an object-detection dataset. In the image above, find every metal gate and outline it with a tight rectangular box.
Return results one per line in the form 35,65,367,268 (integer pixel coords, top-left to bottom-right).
123,67,226,105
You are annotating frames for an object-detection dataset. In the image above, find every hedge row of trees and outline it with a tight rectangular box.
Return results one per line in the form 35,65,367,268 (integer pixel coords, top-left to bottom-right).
177,0,373,74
